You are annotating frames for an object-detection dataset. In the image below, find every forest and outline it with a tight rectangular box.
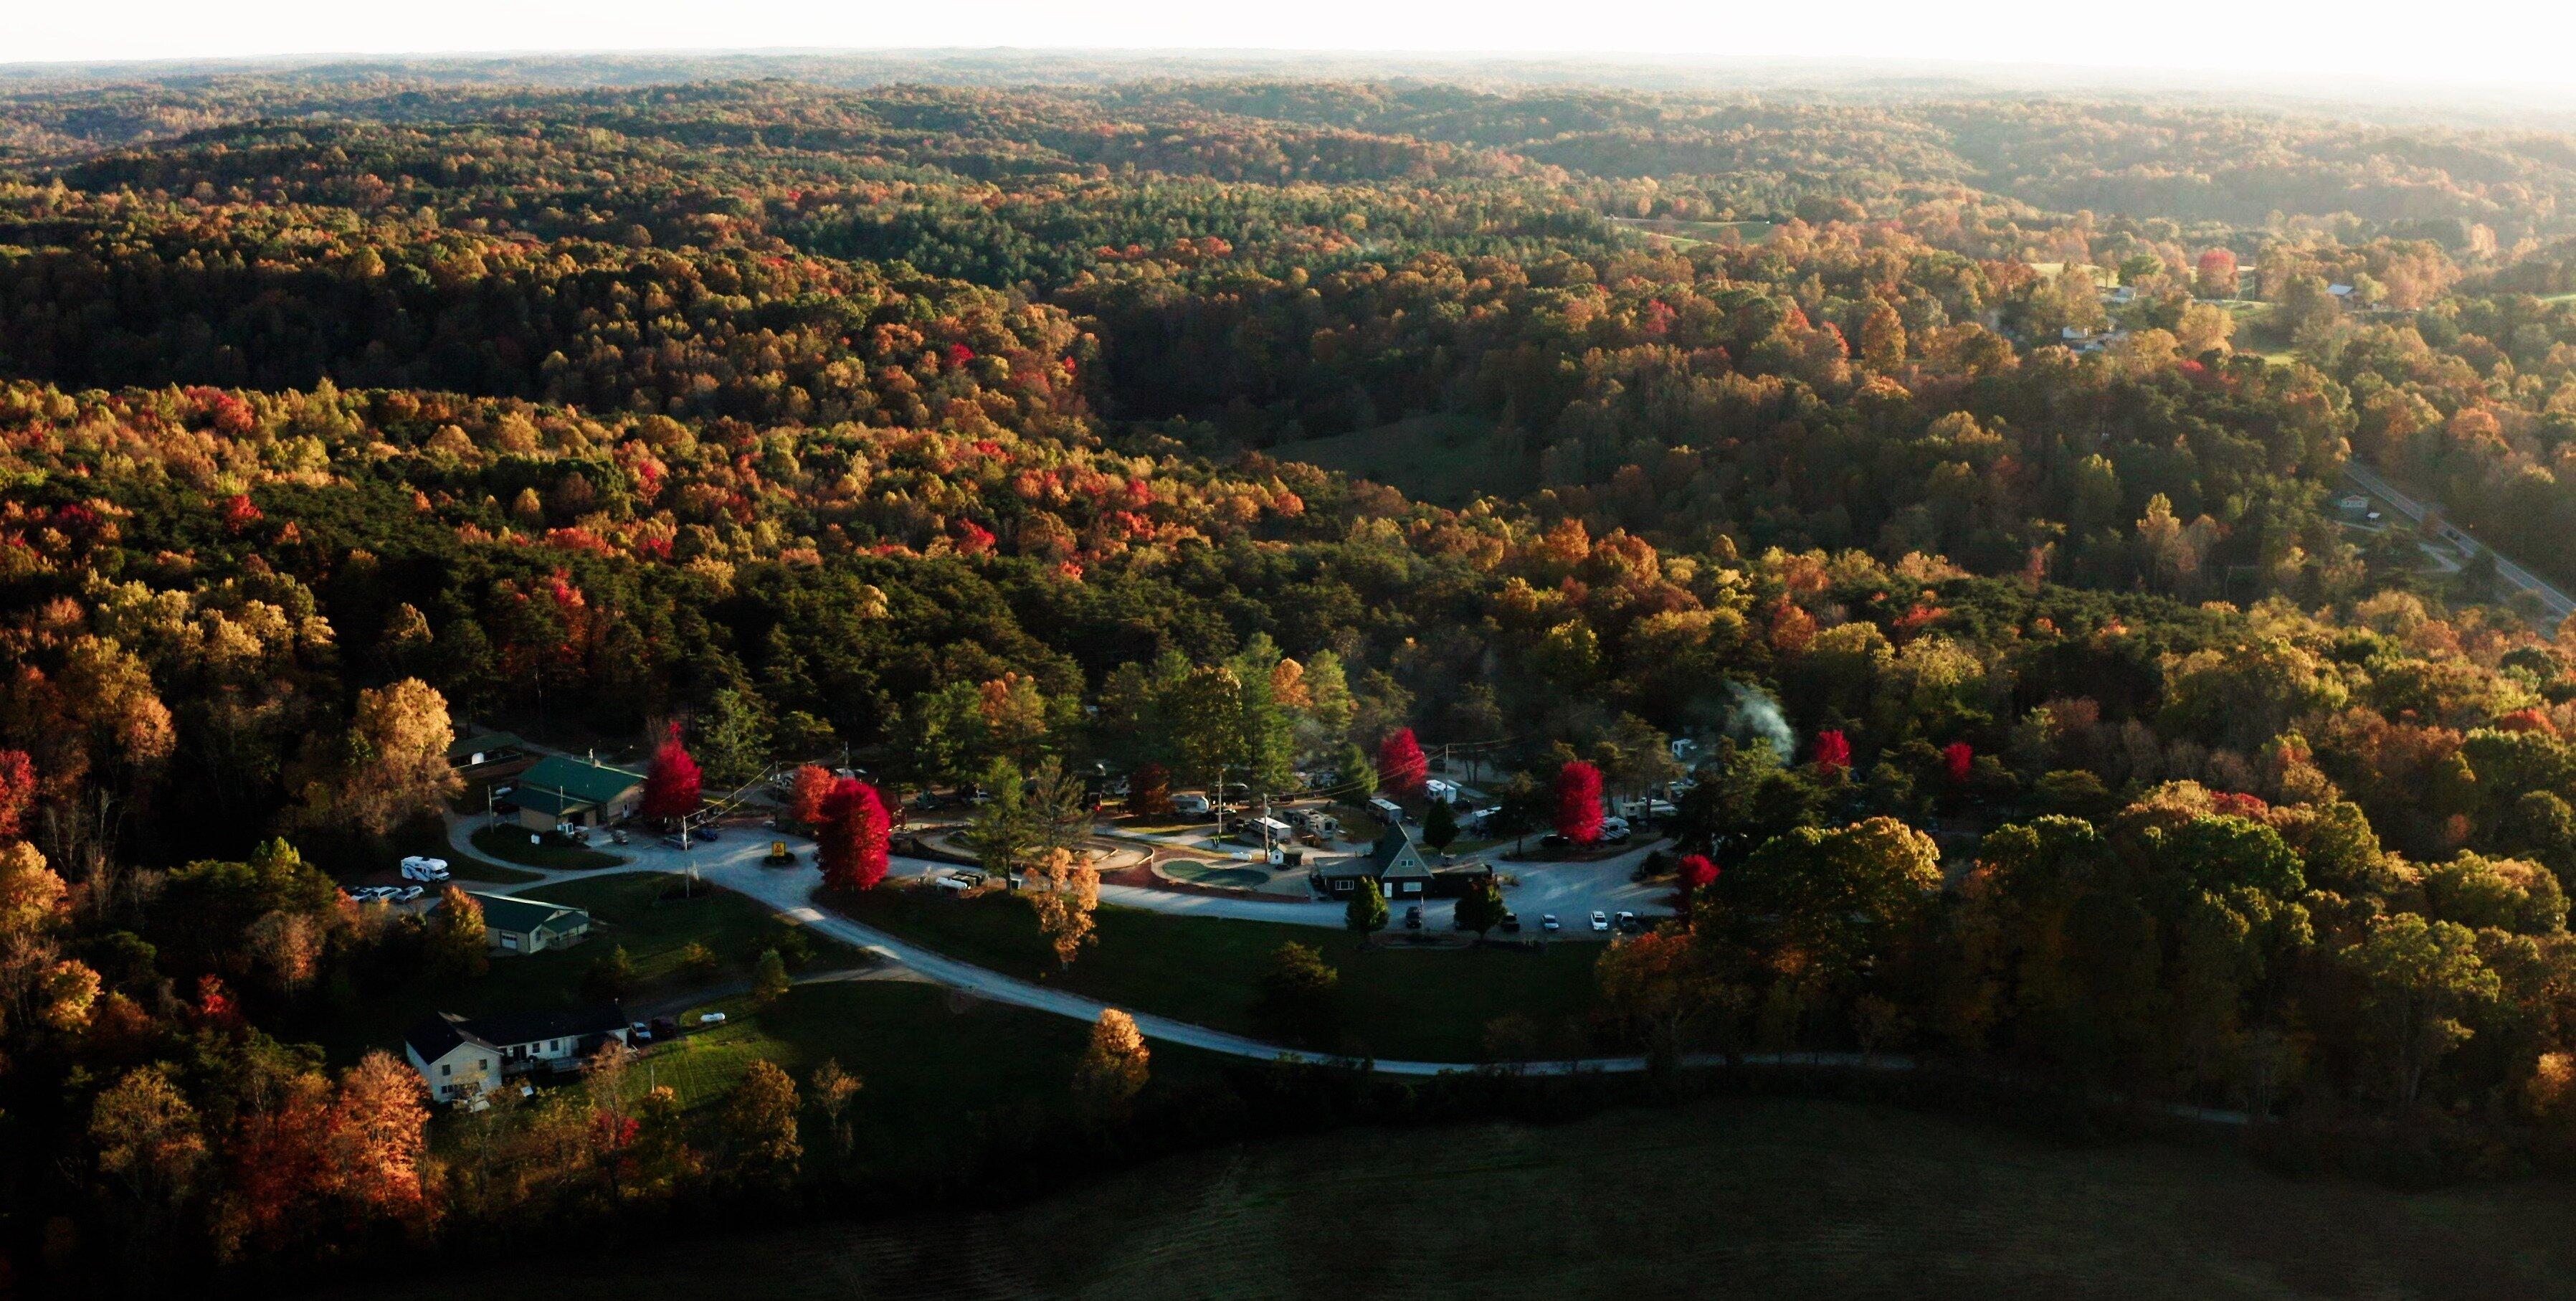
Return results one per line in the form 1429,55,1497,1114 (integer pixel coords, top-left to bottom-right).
9,56,2576,1295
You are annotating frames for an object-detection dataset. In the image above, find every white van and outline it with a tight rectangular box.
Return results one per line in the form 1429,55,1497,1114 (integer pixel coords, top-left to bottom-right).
399,856,451,883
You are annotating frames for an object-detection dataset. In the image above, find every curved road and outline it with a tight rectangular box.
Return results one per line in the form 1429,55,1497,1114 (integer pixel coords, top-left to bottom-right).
2344,461,2576,624
445,817,1843,1077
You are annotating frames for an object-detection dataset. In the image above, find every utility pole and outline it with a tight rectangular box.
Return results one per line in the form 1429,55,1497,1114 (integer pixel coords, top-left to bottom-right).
1213,763,1227,840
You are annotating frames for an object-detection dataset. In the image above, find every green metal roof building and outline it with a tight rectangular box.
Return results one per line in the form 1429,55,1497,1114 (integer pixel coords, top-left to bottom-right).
510,754,645,830
464,891,593,955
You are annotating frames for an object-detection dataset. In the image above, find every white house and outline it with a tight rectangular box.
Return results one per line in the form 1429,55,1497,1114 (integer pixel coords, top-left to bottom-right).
402,1003,629,1103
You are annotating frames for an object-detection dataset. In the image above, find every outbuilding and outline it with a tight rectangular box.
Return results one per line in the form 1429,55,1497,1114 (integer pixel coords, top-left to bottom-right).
466,891,593,955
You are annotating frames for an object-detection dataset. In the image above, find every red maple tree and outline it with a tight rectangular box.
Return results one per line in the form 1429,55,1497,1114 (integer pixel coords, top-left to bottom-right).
1676,852,1719,916
0,748,32,841
1554,760,1603,845
640,723,702,821
1943,742,1974,785
1812,729,1851,780
817,777,891,891
1378,727,1429,798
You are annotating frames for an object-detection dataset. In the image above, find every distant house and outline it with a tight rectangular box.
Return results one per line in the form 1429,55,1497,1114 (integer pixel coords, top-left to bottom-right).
467,891,593,954
1308,824,1436,899
2337,493,2373,521
510,754,644,830
403,1003,629,1103
447,728,526,770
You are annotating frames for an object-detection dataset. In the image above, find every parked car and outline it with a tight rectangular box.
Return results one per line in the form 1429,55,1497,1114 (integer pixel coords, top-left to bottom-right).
692,823,721,841
650,1016,680,1039
1615,911,1641,934
1405,904,1423,929
1589,911,1611,932
395,885,424,902
1600,816,1633,843
399,855,450,882
1500,912,1521,933
1541,913,1562,932
629,1021,653,1042
697,1012,728,1027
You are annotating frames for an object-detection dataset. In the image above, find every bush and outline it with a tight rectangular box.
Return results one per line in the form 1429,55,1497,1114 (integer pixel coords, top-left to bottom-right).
752,948,792,1003
678,941,721,982
768,926,815,970
583,945,638,1002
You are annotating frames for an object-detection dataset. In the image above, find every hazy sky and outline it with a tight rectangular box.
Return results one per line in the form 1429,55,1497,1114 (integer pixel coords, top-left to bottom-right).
12,0,2570,89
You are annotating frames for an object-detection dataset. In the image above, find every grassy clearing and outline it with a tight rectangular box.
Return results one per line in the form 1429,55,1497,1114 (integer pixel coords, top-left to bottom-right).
295,872,860,1062
470,822,627,870
1273,412,1513,506
837,886,1600,1061
362,1093,2576,1300
615,980,1202,1127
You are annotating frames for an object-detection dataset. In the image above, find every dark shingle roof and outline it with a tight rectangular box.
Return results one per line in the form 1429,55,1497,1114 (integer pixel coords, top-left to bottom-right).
447,730,524,762
1368,824,1431,878
463,1002,628,1049
404,1011,498,1062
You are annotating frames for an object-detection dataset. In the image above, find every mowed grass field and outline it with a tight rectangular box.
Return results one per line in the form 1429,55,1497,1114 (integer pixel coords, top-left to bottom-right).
295,872,858,1061
838,885,1602,1061
351,1094,2576,1300
609,978,1224,1134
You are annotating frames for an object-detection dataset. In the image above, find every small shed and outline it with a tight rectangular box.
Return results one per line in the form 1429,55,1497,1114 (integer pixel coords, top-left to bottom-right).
467,891,592,955
447,729,526,770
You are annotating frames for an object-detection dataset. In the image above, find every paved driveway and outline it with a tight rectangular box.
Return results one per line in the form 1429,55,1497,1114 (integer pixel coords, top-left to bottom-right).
442,815,1688,1070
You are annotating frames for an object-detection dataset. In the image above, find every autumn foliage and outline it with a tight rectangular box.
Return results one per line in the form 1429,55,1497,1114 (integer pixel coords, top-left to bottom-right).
817,777,891,891
1554,760,1604,846
641,722,703,820
1943,742,1974,785
1377,727,1428,798
1812,729,1852,779
786,762,836,828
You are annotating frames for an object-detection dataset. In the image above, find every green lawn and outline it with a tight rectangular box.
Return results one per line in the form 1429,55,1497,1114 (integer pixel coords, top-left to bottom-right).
443,856,544,885
358,1093,2576,1300
620,980,1222,1137
295,873,860,1062
470,822,627,870
836,886,1601,1061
